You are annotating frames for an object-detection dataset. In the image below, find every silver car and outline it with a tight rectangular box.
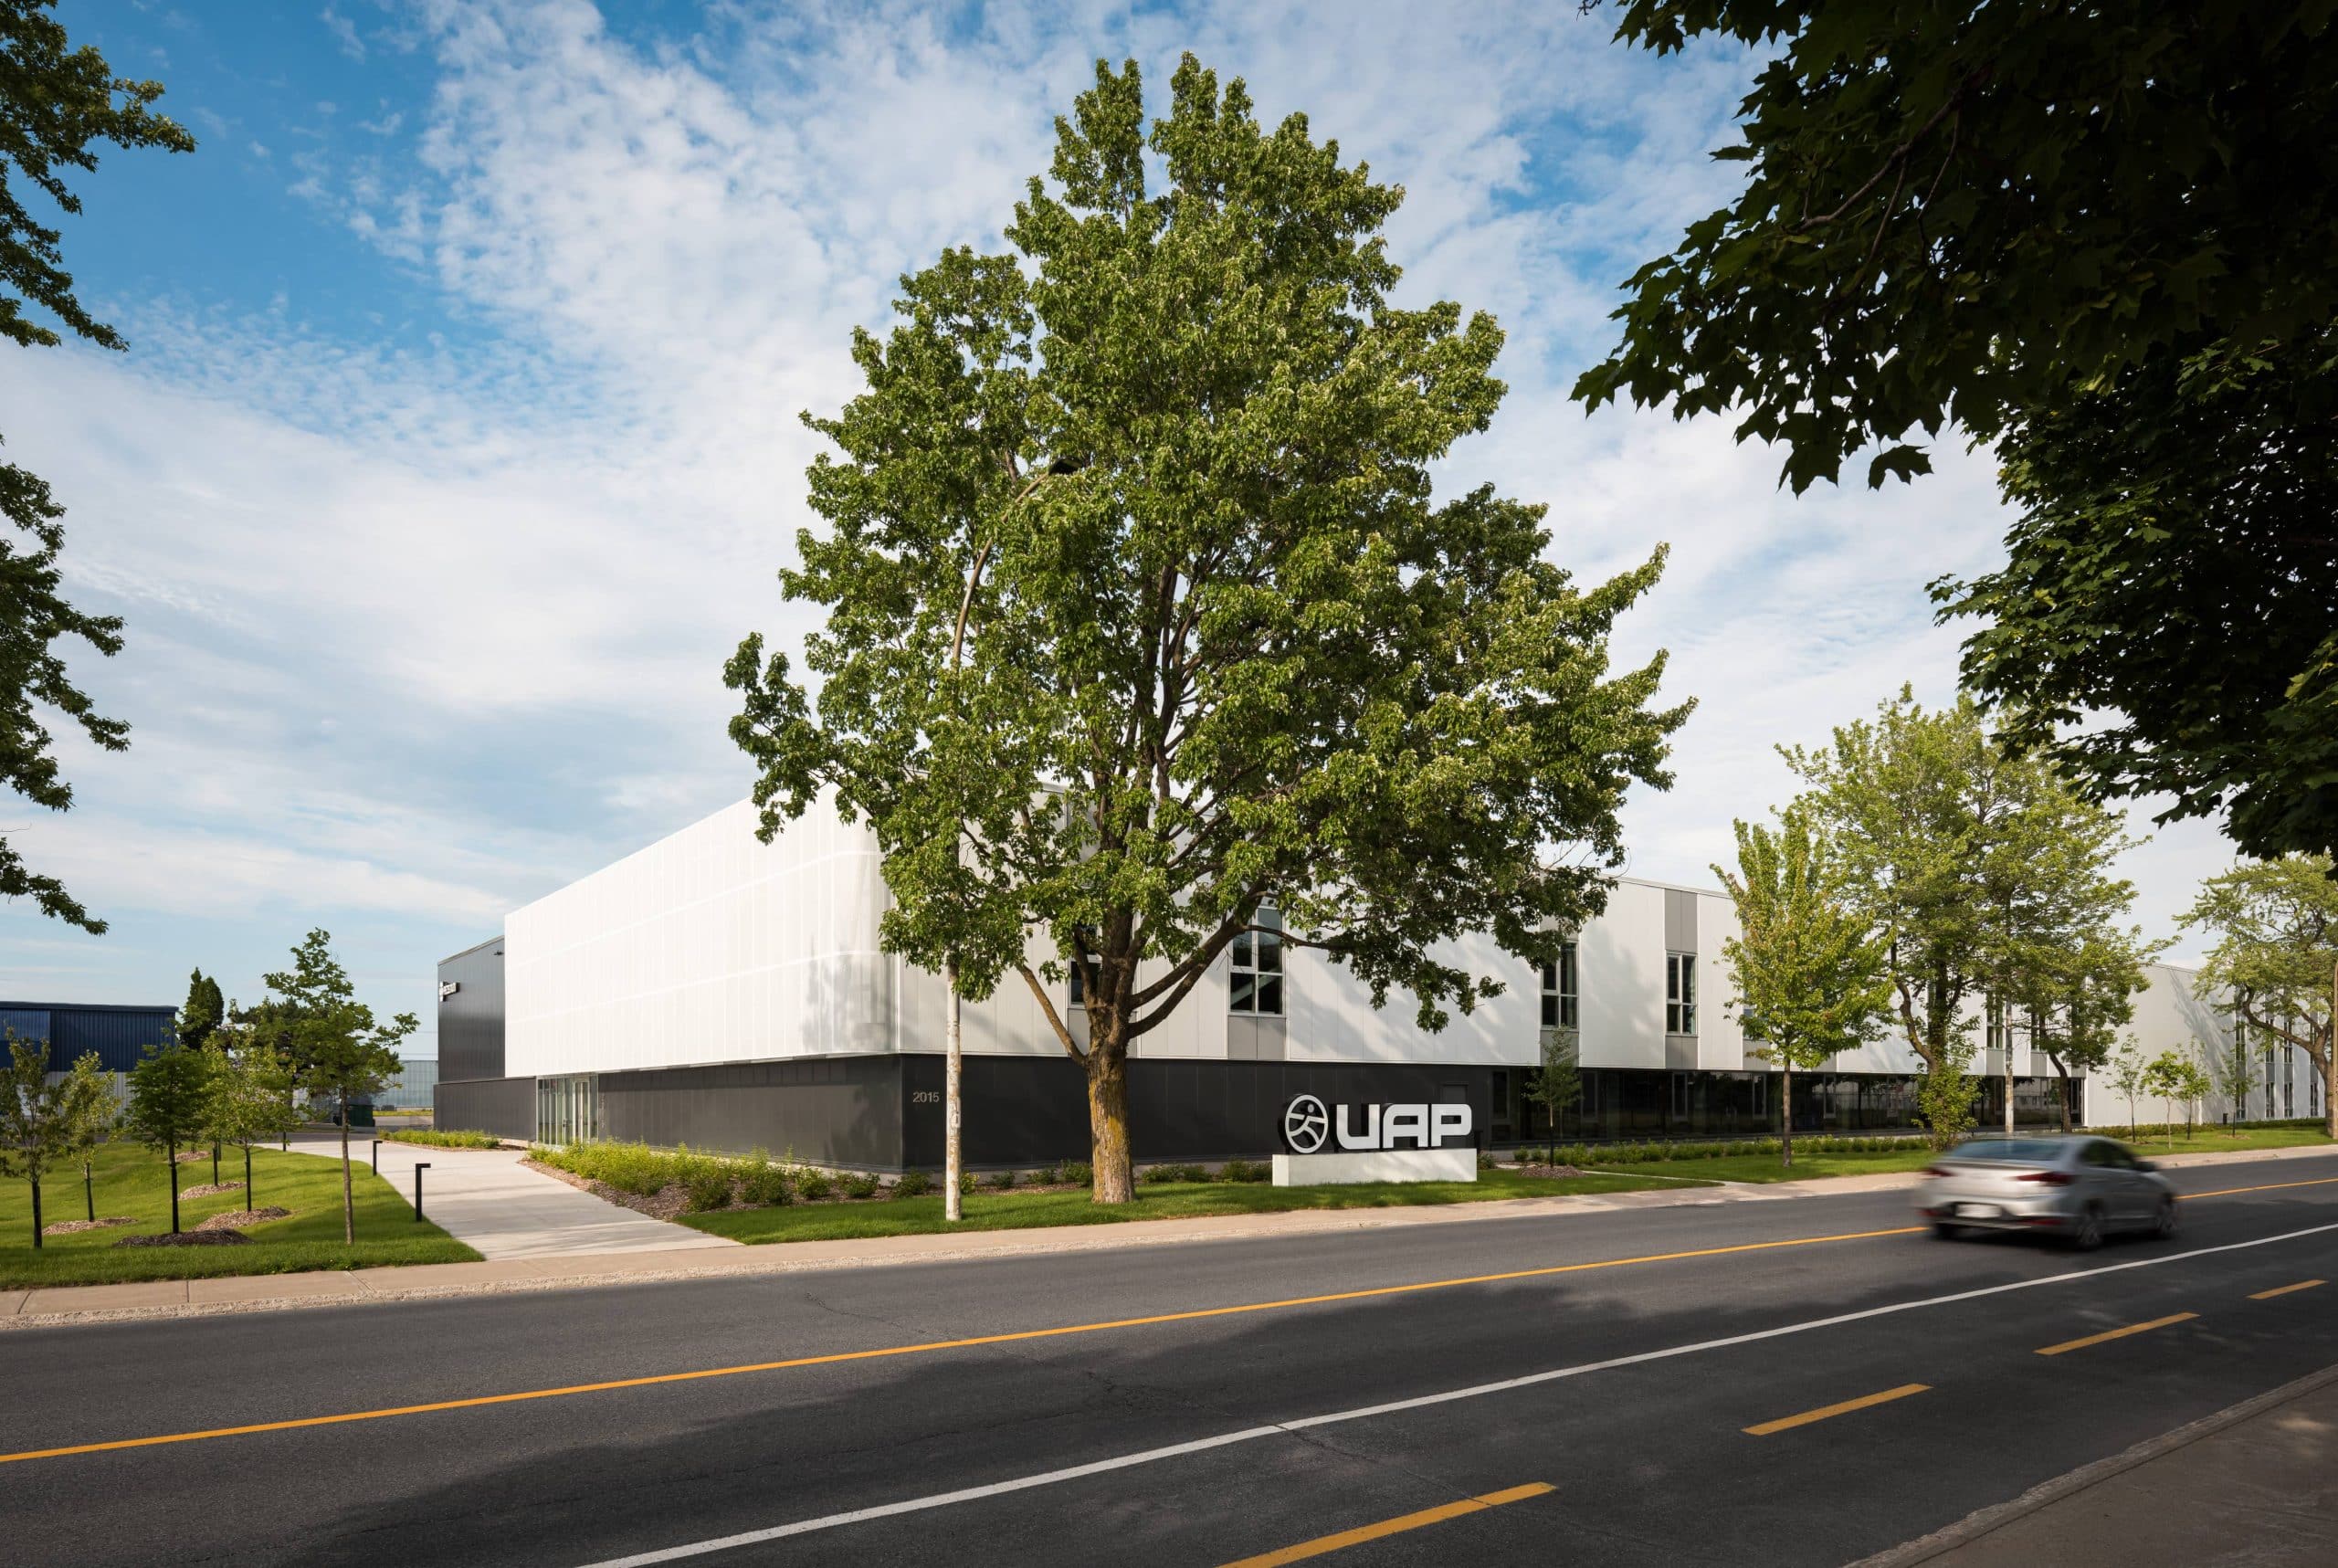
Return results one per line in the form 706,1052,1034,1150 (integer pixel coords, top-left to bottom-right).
1919,1135,2177,1250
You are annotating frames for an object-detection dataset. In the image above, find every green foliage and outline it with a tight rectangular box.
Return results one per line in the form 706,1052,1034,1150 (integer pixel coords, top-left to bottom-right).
177,968,223,1048
726,55,1689,1204
890,1170,931,1199
1916,1053,1979,1151
739,1155,794,1206
986,1167,1016,1191
2138,1050,2211,1150
1526,1029,1583,1153
1142,1163,1212,1185
1218,1158,1269,1184
259,929,416,1243
0,1035,111,1246
123,1038,211,1234
682,1162,737,1213
2182,855,2336,1133
796,1170,833,1201
1782,689,2143,1096
1943,339,2338,863
383,1128,500,1150
840,1172,880,1199
1062,1161,1092,1188
1579,1,2336,493
2109,1039,2148,1135
0,0,195,932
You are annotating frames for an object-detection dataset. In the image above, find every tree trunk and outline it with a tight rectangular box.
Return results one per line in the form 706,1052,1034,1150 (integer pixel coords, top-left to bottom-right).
211,1142,220,1187
2048,1055,2071,1134
30,1176,41,1249
245,1145,255,1209
944,958,964,1224
1085,1039,1134,1204
83,1159,93,1222
1781,1063,1794,1168
339,1092,354,1244
168,1140,182,1234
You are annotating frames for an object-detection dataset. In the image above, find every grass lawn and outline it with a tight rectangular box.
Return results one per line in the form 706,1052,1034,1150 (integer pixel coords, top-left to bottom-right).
0,1142,480,1289
1593,1124,2334,1187
684,1166,1700,1246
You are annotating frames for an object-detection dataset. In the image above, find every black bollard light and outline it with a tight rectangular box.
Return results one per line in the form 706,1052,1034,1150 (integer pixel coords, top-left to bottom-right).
412,1162,430,1222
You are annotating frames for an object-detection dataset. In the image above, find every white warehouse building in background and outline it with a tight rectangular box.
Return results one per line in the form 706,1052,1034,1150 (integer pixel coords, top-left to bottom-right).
432,796,2317,1167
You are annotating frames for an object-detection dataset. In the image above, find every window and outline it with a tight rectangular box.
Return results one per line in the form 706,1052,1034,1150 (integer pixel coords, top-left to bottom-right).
1666,952,1696,1035
1230,904,1283,1016
1540,942,1578,1030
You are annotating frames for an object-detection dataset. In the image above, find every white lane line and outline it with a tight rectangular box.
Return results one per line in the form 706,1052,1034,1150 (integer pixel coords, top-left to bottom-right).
574,1217,2338,1567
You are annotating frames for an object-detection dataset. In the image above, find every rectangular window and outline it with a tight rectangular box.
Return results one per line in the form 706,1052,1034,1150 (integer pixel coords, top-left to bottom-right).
1666,952,1696,1035
1539,942,1579,1030
1230,904,1284,1016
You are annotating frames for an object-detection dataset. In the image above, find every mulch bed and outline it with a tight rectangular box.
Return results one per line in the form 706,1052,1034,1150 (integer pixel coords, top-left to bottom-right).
523,1159,694,1221
179,1181,246,1198
114,1230,250,1247
195,1207,290,1231
40,1216,138,1236
173,1151,213,1164
1508,1162,1590,1178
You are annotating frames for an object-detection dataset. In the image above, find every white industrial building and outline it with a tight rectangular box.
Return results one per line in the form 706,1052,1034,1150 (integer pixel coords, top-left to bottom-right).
435,796,2318,1165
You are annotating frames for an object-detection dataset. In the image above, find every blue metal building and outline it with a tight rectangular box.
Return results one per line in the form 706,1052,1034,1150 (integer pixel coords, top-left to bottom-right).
0,1001,178,1073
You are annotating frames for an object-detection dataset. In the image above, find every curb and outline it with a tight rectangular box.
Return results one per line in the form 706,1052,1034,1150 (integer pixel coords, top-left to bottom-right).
1847,1359,2338,1567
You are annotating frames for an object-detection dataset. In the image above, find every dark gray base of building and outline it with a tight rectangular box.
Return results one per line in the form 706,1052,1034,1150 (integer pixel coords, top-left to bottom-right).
438,1054,2077,1171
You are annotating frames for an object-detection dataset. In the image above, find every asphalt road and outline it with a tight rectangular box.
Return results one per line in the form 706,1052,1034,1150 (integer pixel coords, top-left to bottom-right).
5,1152,2336,1568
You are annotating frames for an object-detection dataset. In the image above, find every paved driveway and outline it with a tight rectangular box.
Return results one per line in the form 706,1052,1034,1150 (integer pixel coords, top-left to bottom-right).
293,1134,737,1259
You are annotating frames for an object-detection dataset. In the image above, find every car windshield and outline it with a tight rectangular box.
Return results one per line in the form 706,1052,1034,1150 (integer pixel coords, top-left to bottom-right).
1943,1138,2069,1164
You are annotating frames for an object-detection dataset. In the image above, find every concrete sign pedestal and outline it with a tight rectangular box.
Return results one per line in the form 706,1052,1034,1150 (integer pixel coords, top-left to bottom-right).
1271,1148,1476,1186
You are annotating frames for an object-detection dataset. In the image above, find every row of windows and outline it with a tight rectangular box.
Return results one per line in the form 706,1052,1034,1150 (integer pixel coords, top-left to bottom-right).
1069,921,1702,1035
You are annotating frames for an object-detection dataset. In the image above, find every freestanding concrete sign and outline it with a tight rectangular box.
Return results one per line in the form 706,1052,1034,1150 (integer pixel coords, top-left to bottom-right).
1271,1093,1477,1186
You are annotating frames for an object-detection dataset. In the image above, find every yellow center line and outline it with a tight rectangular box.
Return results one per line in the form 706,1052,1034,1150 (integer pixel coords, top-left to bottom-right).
1218,1482,1553,1568
0,1226,1920,1466
2181,1174,2338,1200
2249,1279,2325,1300
2036,1311,2198,1356
1743,1382,1930,1436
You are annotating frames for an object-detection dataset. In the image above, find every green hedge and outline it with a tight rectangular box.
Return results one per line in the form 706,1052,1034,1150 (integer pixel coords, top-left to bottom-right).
383,1128,501,1150
1516,1133,1923,1165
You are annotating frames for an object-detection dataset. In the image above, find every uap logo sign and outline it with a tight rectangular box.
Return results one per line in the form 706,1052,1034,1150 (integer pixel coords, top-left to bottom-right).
1281,1093,1472,1154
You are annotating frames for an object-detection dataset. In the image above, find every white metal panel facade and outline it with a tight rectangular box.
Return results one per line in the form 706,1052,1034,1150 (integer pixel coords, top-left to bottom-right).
505,798,892,1077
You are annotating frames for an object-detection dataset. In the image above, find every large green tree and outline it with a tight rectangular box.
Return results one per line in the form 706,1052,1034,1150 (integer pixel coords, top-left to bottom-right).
1781,689,2137,1146
729,57,1689,1203
0,1,195,930
2016,924,2155,1133
2181,855,2336,1137
1577,2,2338,861
176,967,223,1048
1712,806,1891,1166
262,928,414,1241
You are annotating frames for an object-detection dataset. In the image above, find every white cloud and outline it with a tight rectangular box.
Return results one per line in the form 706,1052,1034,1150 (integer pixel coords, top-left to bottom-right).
5,0,2236,1026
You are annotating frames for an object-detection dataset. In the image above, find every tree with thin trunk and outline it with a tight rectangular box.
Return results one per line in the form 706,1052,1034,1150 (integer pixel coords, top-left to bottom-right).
123,1038,211,1234
1714,809,1891,1167
2108,1038,2146,1137
0,1034,109,1247
2180,855,2337,1139
727,57,1688,1203
263,929,414,1242
2140,1051,2193,1152
2020,926,2153,1134
199,1023,301,1211
61,1047,115,1221
2212,1030,2259,1131
1527,1028,1581,1170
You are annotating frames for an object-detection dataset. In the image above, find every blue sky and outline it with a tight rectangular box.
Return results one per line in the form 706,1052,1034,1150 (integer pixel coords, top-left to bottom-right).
5,1,2238,1052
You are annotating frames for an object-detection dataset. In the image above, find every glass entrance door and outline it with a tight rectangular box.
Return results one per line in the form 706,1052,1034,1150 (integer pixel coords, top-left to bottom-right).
536,1074,599,1146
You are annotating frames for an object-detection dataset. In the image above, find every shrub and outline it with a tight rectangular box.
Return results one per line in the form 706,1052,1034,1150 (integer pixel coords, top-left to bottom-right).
892,1170,932,1199
1220,1157,1269,1184
797,1171,834,1200
1029,1163,1060,1185
683,1168,735,1212
959,1172,975,1195
739,1162,793,1206
1143,1163,1208,1184
988,1168,1017,1190
841,1172,879,1199
1063,1161,1092,1187
384,1128,500,1150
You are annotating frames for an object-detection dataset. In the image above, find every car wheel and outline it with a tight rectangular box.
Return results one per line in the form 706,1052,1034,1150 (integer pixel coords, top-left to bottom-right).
2069,1205,2106,1252
2154,1197,2178,1239
1932,1220,1963,1240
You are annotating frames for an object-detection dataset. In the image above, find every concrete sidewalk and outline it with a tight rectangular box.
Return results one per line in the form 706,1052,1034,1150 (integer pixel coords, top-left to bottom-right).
294,1133,736,1261
1862,1362,2338,1566
5,1141,2328,1331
